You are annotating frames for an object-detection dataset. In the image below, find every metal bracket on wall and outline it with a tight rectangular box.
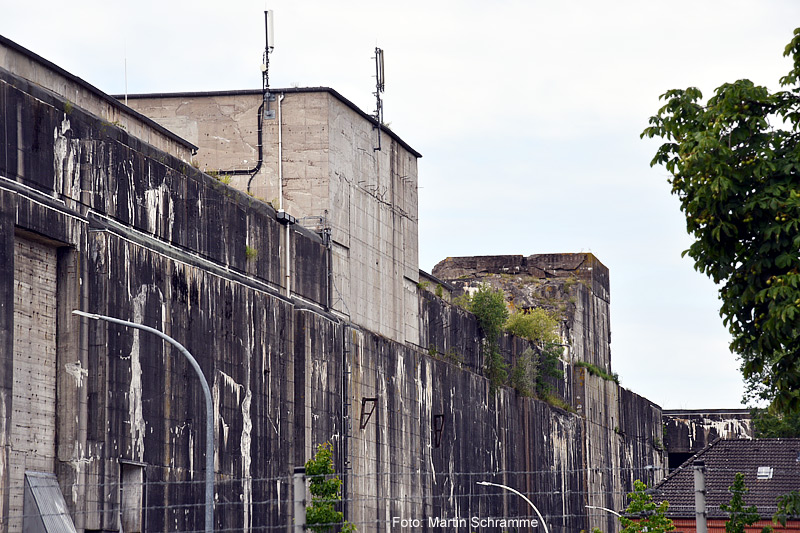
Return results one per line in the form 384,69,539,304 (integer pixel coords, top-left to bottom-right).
433,414,445,448
359,397,377,430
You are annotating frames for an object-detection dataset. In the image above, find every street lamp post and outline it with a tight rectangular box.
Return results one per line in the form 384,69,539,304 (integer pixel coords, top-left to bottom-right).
73,310,214,533
585,505,622,517
476,481,549,533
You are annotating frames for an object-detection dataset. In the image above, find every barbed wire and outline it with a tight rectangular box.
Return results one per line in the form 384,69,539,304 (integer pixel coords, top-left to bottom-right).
3,461,797,493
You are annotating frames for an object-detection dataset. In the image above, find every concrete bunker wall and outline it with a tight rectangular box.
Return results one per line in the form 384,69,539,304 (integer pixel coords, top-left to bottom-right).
1,58,592,532
124,89,421,346
1,36,668,533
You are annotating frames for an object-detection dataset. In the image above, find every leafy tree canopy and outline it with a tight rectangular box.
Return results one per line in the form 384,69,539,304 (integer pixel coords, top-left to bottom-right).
619,480,675,533
751,406,800,438
642,28,800,414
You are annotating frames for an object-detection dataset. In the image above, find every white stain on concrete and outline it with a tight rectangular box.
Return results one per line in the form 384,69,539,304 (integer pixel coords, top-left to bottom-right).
129,288,148,461
64,361,88,388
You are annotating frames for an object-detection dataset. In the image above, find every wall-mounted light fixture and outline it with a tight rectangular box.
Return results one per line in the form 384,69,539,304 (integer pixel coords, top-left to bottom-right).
359,397,377,430
433,414,445,448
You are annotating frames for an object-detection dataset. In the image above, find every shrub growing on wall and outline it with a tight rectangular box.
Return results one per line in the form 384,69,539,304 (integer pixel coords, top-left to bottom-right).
467,285,509,394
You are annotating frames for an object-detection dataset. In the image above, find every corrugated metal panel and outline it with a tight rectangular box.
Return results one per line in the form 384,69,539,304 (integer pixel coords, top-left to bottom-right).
23,472,77,533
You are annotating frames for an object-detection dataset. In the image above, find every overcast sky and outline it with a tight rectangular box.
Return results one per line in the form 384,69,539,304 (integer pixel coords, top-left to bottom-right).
3,1,798,409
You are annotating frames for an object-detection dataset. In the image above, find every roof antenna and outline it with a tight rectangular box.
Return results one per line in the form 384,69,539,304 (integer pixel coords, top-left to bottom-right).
261,10,276,118
372,47,384,151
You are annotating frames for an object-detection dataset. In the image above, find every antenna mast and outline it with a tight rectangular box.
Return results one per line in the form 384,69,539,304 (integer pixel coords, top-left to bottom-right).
261,10,276,118
372,47,384,151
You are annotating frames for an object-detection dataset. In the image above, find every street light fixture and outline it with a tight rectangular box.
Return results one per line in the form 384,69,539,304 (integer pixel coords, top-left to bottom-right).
476,481,549,533
73,310,214,533
585,505,622,517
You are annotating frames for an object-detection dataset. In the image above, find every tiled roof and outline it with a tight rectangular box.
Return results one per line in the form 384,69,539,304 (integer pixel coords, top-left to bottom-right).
653,438,800,518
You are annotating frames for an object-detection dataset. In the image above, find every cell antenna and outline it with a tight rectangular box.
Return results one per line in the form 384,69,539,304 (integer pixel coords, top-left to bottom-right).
261,10,275,95
373,47,384,151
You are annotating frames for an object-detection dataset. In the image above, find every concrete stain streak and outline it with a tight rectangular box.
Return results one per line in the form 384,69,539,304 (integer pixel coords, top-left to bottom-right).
64,361,88,388
129,287,149,461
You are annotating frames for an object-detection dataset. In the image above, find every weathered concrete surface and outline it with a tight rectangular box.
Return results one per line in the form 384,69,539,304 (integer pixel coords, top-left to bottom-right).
125,89,421,346
434,253,666,531
0,36,194,162
433,253,612,371
0,34,669,533
662,409,752,470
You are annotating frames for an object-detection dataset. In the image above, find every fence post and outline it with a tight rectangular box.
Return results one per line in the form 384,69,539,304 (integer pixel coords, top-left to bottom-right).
294,466,306,533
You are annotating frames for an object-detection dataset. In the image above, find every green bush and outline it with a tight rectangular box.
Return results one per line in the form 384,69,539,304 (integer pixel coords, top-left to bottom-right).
305,443,356,532
468,285,509,394
511,348,538,397
575,361,619,384
505,307,560,344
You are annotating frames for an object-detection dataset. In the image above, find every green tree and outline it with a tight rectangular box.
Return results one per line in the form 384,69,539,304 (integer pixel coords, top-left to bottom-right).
505,307,560,344
507,308,565,398
641,28,800,414
774,490,800,527
721,473,762,533
468,285,510,393
618,480,675,533
751,407,800,438
305,443,356,532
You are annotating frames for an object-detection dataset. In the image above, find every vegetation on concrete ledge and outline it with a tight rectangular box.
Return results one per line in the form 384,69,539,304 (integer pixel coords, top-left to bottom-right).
505,307,560,344
465,285,509,394
506,307,565,399
245,246,258,261
510,348,538,397
305,443,356,533
575,361,619,384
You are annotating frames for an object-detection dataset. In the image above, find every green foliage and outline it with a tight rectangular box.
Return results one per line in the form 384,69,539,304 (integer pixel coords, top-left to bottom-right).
505,307,561,344
467,285,509,394
417,280,430,290
245,246,258,261
642,28,800,414
535,344,564,396
469,285,509,344
506,308,564,397
64,100,73,114
575,361,620,384
451,292,471,309
511,348,538,397
774,490,800,527
305,443,355,532
435,284,444,298
720,473,761,533
751,407,800,437
619,480,675,533
540,390,574,412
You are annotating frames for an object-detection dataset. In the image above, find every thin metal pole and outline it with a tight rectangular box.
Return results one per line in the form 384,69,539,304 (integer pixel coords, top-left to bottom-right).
73,310,214,533
585,505,622,517
694,460,707,533
293,466,306,533
477,481,549,533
